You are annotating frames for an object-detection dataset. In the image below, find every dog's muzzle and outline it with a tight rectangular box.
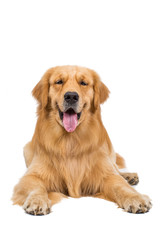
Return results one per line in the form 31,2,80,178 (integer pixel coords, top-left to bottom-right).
58,91,81,133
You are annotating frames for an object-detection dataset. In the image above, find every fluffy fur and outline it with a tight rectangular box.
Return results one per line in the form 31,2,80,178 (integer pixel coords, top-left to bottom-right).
12,66,152,215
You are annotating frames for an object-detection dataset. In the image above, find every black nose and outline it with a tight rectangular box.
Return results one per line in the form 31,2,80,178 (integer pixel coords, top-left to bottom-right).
64,91,79,104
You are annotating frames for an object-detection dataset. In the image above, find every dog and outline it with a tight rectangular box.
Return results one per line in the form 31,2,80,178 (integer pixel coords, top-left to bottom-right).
12,65,152,215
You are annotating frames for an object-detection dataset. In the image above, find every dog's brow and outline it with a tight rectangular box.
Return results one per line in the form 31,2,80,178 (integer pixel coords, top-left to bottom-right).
76,73,86,80
50,73,68,83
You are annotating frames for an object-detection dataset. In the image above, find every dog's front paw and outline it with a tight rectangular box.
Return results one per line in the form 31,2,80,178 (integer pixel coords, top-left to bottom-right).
23,193,51,215
122,194,152,214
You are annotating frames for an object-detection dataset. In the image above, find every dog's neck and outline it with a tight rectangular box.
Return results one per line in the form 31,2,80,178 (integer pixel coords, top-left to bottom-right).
33,108,110,158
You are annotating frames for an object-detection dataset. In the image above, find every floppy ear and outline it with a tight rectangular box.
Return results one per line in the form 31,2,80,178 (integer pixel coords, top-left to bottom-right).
92,70,110,110
32,68,53,109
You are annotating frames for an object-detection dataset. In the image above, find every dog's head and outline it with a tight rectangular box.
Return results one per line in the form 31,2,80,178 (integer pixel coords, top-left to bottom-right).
32,66,109,132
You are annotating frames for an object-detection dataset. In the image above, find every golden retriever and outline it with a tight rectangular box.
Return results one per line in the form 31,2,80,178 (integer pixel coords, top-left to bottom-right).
12,66,152,215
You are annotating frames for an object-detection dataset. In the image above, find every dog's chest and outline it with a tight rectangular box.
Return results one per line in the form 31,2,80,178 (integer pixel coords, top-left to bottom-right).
58,157,90,197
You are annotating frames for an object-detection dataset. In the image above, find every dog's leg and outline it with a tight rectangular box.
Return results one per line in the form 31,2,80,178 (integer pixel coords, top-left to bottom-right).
12,175,51,215
102,174,152,213
116,153,139,185
23,142,34,167
116,153,126,169
48,192,67,205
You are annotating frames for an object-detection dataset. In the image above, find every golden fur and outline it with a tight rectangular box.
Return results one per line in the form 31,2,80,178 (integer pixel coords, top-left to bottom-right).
12,66,152,215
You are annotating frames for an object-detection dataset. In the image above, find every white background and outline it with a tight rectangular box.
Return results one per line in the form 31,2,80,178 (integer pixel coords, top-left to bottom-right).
0,0,160,239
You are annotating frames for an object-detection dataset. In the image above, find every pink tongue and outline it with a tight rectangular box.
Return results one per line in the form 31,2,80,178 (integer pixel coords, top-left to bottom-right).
63,112,78,132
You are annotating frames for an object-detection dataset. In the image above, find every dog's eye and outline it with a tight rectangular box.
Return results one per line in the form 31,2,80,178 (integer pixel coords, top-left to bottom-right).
80,81,88,86
56,79,63,84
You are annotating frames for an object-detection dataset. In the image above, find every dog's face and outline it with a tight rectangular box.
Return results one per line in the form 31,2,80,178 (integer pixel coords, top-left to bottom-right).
49,66,95,132
32,66,109,132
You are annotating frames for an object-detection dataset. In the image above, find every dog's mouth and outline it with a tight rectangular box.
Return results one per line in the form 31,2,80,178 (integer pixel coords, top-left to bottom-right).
58,106,81,133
